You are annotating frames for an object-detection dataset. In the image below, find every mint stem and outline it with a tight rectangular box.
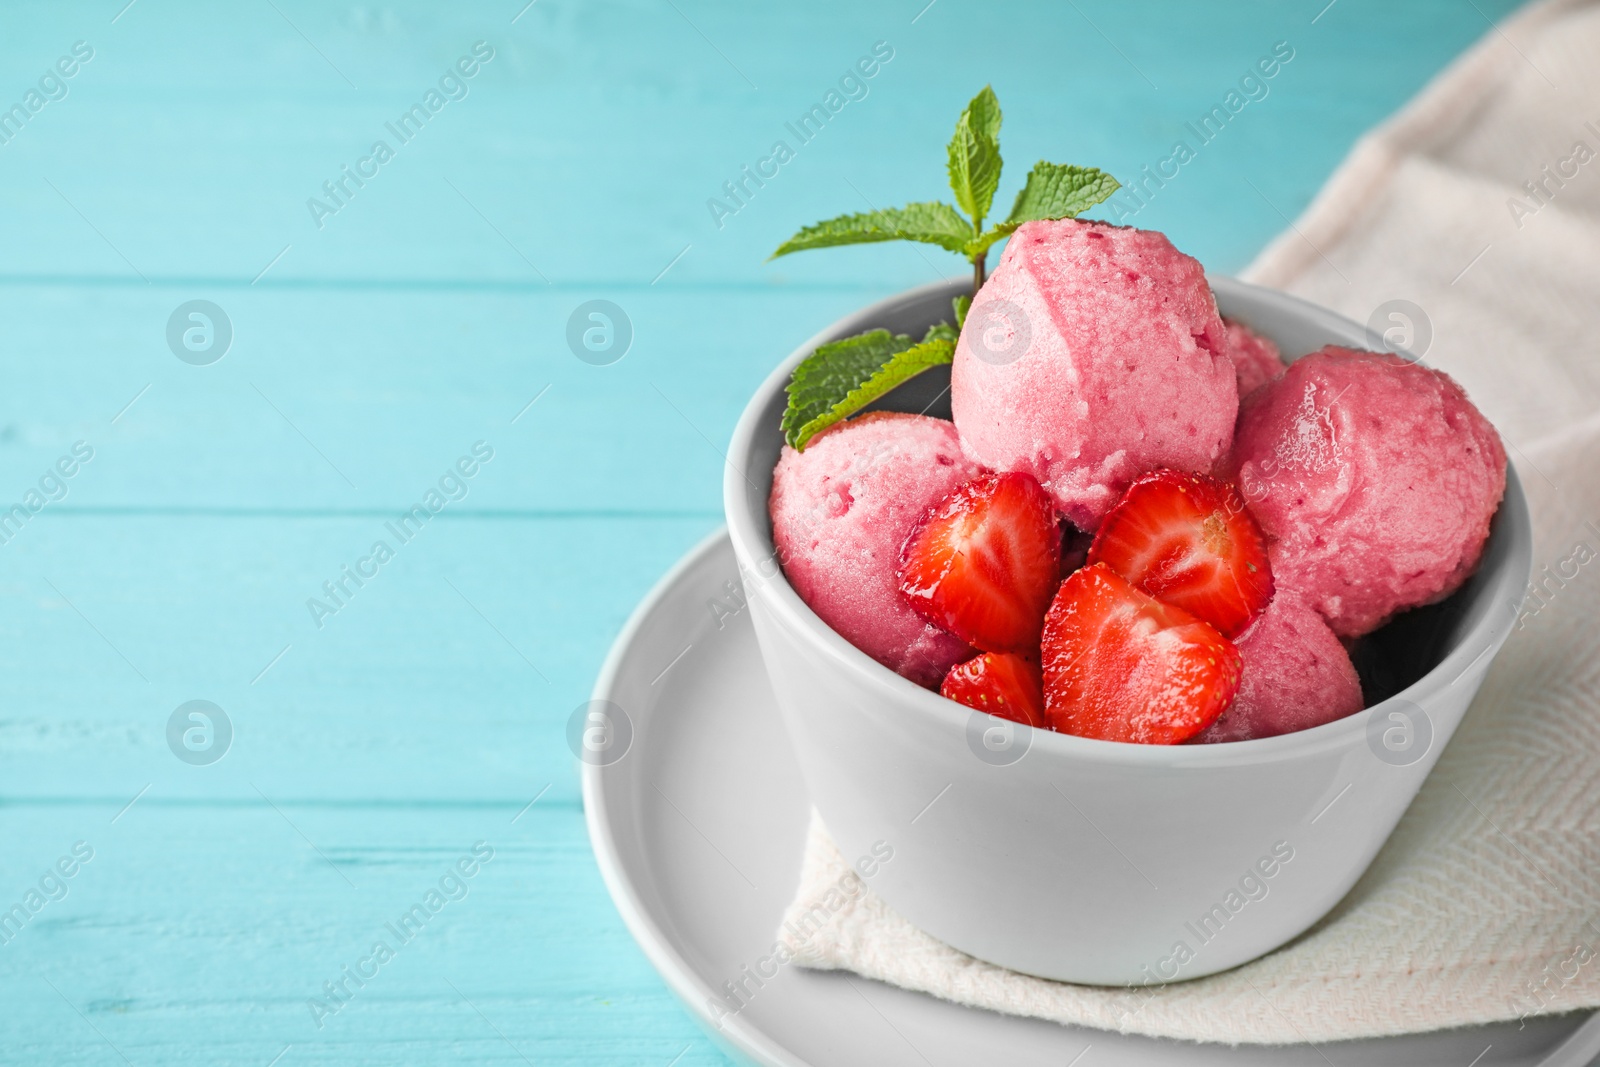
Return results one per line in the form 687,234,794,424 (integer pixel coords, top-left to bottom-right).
971,211,987,294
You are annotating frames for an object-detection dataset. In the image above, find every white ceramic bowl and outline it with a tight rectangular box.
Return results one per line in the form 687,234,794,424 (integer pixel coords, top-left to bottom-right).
723,277,1532,986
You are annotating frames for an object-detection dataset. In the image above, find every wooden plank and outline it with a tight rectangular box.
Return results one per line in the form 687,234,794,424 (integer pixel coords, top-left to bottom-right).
0,802,724,1066
0,287,883,514
0,515,720,800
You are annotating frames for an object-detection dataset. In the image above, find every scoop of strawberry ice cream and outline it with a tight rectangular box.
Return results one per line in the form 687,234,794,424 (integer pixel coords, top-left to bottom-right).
1223,318,1286,397
1229,347,1506,637
1192,593,1363,743
770,412,982,687
950,219,1236,530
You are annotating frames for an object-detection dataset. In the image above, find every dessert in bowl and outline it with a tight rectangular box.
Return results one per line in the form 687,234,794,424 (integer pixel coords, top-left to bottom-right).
724,231,1530,984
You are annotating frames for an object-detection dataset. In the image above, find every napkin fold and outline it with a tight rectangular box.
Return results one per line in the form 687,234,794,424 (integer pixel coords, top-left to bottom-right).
777,0,1600,1043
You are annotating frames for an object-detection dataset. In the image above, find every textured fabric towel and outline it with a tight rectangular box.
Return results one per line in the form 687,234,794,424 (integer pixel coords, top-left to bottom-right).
777,0,1600,1043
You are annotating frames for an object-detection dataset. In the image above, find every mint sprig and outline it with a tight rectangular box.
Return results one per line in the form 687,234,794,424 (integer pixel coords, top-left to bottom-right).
782,304,966,450
788,338,954,449
773,202,972,257
952,293,971,329
777,88,1116,449
782,330,917,448
771,86,1119,294
964,163,1125,263
946,85,1002,227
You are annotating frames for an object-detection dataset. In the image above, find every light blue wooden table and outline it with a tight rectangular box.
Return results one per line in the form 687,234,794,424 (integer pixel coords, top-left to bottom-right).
0,2,1522,1063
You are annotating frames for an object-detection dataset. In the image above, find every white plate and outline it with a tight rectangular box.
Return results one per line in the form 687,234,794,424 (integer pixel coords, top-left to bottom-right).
584,530,1600,1067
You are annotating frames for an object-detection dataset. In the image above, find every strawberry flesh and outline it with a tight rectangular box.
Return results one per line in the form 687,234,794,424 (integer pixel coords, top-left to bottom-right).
940,652,1045,727
899,471,1062,654
1088,469,1273,638
1042,563,1242,744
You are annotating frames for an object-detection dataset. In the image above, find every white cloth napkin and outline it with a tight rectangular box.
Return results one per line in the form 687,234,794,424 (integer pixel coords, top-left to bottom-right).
777,0,1600,1043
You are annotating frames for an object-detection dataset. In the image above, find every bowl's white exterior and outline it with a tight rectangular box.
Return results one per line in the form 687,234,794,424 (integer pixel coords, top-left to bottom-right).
724,277,1532,986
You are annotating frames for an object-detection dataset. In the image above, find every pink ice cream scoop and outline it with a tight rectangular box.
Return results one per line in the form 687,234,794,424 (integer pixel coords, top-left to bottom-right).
769,412,982,687
951,218,1237,530
1192,593,1363,743
1223,318,1287,397
1229,346,1507,638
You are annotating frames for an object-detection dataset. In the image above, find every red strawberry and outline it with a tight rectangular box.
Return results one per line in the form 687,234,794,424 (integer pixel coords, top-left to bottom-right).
899,472,1061,654
1088,469,1273,638
940,652,1045,728
1041,563,1241,745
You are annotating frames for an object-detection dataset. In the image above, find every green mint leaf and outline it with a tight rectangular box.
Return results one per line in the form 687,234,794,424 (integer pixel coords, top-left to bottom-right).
959,164,1122,260
782,329,918,447
923,321,958,344
1004,162,1120,227
789,337,956,450
965,225,1013,261
771,202,973,258
946,85,1003,225
952,294,971,329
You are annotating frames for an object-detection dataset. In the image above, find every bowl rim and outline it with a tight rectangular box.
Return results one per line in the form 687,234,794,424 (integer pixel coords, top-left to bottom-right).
723,276,1533,768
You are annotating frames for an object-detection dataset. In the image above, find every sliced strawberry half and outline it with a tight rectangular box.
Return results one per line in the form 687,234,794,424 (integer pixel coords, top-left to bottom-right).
1088,469,1273,638
1041,563,1241,745
940,652,1045,727
899,471,1061,654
